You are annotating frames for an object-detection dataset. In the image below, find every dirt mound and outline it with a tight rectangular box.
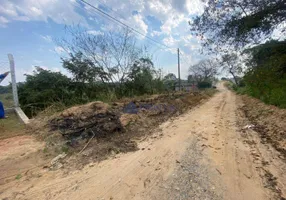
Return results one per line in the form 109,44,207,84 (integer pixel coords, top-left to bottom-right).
24,90,216,168
49,101,123,139
119,113,139,127
239,95,286,159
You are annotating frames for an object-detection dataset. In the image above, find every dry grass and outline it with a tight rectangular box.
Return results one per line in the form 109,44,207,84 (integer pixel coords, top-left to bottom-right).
0,93,14,108
0,112,25,139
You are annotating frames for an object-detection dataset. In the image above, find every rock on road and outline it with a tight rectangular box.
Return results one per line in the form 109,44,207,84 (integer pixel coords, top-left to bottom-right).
1,82,286,200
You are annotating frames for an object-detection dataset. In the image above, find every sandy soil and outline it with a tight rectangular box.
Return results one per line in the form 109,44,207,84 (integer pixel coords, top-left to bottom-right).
0,83,285,200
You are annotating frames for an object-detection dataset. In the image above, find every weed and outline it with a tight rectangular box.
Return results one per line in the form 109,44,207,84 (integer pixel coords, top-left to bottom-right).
43,147,48,153
15,174,22,180
61,145,69,154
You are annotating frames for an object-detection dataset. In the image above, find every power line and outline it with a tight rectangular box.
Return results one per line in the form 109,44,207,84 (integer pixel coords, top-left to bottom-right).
89,0,170,52
78,0,171,49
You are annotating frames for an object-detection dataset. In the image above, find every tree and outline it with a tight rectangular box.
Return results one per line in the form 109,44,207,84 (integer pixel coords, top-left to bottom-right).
190,0,286,53
164,73,177,81
62,52,108,83
245,40,286,74
187,75,194,83
0,84,12,94
243,40,286,107
188,59,218,83
18,67,74,117
58,25,143,85
163,73,177,91
125,58,156,95
221,54,243,85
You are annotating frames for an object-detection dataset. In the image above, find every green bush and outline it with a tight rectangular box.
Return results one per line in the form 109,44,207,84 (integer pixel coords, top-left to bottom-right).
242,40,286,108
18,60,166,117
198,81,212,89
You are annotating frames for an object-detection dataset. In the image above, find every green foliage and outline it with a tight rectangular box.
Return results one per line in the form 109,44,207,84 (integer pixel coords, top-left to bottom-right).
15,174,22,180
240,40,286,108
197,81,212,89
0,93,14,108
61,145,69,154
0,84,12,94
123,58,164,96
163,73,177,91
190,0,286,52
62,52,107,83
18,67,77,117
18,57,166,117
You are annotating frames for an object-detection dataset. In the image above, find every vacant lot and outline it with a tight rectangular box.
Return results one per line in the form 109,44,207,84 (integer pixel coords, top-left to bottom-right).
1,85,285,200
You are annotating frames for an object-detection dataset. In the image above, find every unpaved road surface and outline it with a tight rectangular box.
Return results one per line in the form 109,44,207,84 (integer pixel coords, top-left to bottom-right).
1,83,286,200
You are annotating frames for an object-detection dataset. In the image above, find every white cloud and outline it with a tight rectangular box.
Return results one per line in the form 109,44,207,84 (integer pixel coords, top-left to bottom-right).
0,16,9,27
40,35,52,42
33,60,43,64
54,46,65,54
0,0,206,76
127,13,148,37
0,0,88,26
272,21,286,41
161,13,186,34
0,4,18,17
151,31,164,37
86,30,103,35
163,35,178,47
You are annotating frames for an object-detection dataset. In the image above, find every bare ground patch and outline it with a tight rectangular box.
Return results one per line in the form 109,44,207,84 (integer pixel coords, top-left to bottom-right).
239,95,286,160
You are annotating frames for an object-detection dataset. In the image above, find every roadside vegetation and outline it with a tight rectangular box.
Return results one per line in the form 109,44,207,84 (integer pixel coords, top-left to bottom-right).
240,40,286,108
190,0,286,108
225,40,286,108
10,26,217,118
16,27,166,117
0,85,13,108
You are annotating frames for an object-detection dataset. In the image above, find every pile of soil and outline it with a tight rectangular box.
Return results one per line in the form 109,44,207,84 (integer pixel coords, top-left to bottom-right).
49,101,123,139
28,90,216,167
239,95,286,159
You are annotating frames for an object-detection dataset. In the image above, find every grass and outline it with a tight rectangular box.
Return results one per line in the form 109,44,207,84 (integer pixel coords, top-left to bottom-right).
0,93,26,139
0,93,14,108
15,174,22,180
0,112,25,139
226,80,286,109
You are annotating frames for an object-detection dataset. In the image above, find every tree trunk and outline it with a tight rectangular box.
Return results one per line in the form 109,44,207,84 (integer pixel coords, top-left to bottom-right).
229,71,238,85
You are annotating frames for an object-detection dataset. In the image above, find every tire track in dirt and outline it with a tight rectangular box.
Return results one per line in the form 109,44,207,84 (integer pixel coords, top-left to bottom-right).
206,86,269,200
236,97,286,199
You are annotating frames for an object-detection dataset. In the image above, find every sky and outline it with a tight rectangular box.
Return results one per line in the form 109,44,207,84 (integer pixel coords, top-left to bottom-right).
0,0,207,85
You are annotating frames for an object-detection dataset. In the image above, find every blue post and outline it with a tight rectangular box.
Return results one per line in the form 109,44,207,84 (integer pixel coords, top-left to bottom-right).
0,101,5,119
0,72,9,119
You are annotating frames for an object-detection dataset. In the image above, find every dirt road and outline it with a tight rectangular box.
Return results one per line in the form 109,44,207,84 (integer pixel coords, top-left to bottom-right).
1,83,285,200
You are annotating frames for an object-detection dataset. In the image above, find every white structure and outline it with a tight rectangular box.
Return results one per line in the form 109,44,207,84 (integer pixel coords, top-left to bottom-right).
6,54,29,124
8,54,19,107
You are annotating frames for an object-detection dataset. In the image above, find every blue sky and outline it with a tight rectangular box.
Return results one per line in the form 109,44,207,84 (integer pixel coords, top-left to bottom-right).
0,0,206,85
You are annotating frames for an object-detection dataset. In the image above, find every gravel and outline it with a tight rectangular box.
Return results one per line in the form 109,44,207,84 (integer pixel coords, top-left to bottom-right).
150,137,223,200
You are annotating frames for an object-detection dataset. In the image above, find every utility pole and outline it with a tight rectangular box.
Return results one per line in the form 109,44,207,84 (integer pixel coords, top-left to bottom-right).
177,48,181,91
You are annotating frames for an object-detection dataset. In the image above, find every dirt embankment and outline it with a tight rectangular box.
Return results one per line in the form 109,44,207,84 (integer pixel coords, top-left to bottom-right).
27,90,216,167
239,95,286,160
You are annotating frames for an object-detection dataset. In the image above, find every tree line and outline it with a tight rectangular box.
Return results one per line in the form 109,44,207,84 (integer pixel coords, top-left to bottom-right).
190,0,286,108
16,25,221,117
18,0,285,116
17,27,168,117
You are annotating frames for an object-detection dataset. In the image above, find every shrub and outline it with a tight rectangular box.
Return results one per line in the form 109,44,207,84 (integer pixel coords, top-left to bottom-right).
198,81,212,89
